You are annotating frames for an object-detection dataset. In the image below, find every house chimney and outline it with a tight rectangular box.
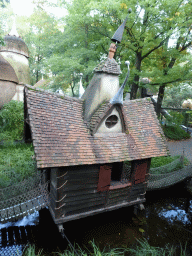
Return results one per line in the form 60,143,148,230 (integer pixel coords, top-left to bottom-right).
108,43,117,59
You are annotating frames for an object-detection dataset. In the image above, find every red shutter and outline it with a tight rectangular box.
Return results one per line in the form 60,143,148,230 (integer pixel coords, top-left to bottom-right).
134,161,148,184
97,165,111,192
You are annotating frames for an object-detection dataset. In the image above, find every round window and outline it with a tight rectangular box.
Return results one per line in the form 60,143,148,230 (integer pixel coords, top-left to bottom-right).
105,115,118,128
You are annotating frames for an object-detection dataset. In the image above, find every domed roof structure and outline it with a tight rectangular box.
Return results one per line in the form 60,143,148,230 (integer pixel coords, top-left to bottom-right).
0,21,31,108
0,34,29,58
0,55,19,109
0,23,30,85
0,20,29,58
0,54,19,83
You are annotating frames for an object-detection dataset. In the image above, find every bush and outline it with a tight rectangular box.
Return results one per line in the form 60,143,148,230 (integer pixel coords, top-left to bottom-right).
0,100,24,141
150,155,190,175
168,111,184,126
0,142,37,188
162,125,191,140
151,155,189,168
151,155,180,169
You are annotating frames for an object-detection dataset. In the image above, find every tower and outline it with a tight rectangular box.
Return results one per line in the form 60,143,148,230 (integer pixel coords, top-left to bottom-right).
0,20,30,106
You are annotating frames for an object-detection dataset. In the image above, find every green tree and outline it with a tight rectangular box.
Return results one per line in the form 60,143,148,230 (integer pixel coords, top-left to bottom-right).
4,0,192,105
16,6,62,85
0,0,11,45
47,0,107,94
0,0,9,8
118,0,192,117
56,0,192,105
163,83,192,108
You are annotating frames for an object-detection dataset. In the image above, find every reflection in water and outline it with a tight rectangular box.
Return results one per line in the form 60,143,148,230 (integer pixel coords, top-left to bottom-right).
0,211,39,256
159,208,189,224
0,210,39,229
1,182,192,254
0,245,23,256
14,211,39,227
144,183,192,253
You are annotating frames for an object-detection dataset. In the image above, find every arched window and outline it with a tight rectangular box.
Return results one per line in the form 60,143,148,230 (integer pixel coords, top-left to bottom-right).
105,115,118,128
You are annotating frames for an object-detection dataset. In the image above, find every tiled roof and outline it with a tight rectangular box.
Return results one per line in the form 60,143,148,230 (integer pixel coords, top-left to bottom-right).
123,99,168,159
25,86,168,168
89,102,112,134
94,58,121,75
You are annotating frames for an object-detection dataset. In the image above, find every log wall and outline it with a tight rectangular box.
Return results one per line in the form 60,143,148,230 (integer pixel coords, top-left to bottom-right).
49,160,150,224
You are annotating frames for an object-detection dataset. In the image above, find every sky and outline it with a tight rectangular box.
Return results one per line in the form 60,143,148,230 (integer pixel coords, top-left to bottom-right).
10,0,35,16
10,0,66,17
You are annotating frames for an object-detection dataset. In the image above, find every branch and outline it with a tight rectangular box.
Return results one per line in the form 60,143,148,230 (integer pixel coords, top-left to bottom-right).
127,27,136,41
89,26,111,39
150,76,191,86
130,8,143,30
141,35,171,60
154,31,166,40
100,44,108,55
180,41,192,52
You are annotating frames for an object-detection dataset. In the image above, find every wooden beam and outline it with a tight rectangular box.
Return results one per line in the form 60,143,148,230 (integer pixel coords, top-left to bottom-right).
50,198,146,225
162,107,192,112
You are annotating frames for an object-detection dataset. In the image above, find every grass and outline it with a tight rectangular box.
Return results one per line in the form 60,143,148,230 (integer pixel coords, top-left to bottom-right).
21,241,126,256
162,125,191,140
126,239,188,256
0,142,37,188
18,239,189,256
150,155,190,175
151,155,189,169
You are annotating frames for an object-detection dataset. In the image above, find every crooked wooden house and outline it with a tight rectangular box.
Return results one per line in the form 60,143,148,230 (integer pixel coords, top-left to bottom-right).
24,40,168,227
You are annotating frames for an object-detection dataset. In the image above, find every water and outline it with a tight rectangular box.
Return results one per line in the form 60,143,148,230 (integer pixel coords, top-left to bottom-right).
1,182,192,255
0,211,39,256
0,211,39,230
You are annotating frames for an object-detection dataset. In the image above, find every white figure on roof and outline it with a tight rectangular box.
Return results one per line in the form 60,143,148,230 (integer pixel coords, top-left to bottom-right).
9,17,19,37
79,73,85,98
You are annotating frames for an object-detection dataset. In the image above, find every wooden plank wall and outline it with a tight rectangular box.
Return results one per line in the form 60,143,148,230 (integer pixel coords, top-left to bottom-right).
49,160,149,223
106,187,130,207
50,165,107,220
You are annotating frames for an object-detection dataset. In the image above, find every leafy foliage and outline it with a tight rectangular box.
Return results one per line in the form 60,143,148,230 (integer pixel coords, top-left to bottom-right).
163,84,192,108
151,155,181,169
23,240,126,256
0,0,11,45
0,100,24,141
2,0,192,102
21,239,189,256
0,142,37,188
162,125,191,140
126,239,187,256
150,155,189,175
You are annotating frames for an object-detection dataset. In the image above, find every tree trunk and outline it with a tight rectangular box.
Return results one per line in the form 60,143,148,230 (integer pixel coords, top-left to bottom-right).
85,24,89,87
36,70,39,83
36,53,41,83
130,52,142,100
71,83,75,97
155,37,178,118
156,84,165,118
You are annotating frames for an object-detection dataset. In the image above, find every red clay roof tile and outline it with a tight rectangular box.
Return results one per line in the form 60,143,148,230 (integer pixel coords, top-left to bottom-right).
24,85,168,168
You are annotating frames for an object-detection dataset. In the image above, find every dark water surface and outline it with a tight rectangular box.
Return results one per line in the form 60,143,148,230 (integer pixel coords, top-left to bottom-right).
1,181,192,255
